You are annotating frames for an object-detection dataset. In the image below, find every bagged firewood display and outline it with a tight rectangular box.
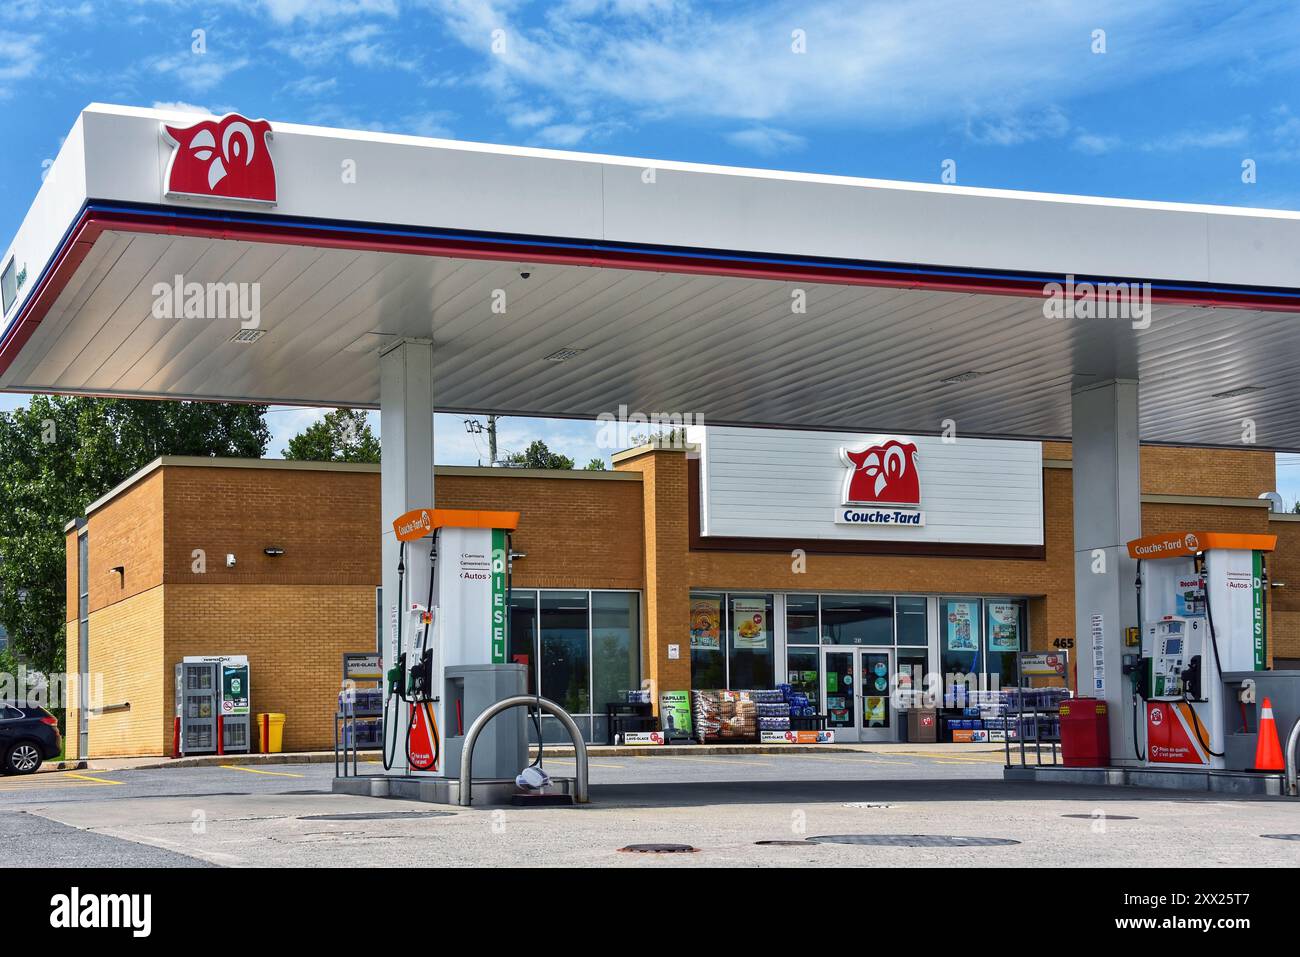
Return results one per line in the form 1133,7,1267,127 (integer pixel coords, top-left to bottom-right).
691,690,723,742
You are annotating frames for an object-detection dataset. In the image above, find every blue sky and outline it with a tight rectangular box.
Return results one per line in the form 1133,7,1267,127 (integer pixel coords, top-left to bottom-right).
1,0,1298,496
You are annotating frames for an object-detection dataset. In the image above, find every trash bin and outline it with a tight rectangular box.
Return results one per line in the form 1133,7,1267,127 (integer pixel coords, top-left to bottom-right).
907,708,939,744
258,713,285,753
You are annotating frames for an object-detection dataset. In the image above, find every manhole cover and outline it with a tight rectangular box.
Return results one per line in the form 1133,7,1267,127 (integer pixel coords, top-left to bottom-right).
755,840,813,846
618,843,698,854
1062,813,1138,820
1261,834,1300,841
843,802,895,809
807,834,1020,847
298,811,454,821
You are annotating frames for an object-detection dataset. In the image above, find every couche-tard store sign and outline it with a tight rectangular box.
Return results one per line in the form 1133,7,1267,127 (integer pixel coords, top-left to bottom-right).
692,427,1044,550
837,439,924,526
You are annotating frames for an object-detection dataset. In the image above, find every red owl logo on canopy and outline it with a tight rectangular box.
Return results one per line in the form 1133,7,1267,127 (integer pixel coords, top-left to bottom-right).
840,439,921,506
162,113,276,205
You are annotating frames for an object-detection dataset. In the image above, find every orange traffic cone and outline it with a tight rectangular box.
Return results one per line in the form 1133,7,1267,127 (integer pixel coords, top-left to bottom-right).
1254,697,1285,772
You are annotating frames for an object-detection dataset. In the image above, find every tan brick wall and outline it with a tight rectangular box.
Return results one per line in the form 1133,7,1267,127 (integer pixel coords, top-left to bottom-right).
65,531,78,628
87,470,164,613
158,466,644,591
615,449,689,698
164,467,380,587
1043,442,1275,498
82,587,167,757
164,584,377,754
64,532,80,761
1267,517,1300,665
436,474,644,590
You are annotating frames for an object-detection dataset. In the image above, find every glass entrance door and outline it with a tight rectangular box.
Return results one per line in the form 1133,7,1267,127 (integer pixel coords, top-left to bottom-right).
823,651,856,738
821,647,894,742
858,649,894,742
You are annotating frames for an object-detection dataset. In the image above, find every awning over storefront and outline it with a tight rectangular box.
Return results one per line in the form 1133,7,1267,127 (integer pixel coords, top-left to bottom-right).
3,104,1300,448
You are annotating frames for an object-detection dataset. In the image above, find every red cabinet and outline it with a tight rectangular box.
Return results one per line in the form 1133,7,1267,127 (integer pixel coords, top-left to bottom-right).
1059,698,1111,767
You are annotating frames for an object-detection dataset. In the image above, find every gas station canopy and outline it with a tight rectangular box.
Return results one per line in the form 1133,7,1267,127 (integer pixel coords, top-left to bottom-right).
3,103,1300,448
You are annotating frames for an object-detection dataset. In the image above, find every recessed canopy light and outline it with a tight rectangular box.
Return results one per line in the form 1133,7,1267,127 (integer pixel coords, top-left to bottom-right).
939,371,982,384
544,347,586,362
1210,385,1263,399
230,329,265,344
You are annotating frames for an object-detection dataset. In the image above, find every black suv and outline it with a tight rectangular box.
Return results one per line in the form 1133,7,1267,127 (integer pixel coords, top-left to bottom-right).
0,703,63,774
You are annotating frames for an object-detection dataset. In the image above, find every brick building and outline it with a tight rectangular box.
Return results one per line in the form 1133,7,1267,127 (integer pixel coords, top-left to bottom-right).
64,432,1298,759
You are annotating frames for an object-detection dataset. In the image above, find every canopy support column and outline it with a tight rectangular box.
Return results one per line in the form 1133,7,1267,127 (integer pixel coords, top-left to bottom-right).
380,339,434,776
1071,379,1143,766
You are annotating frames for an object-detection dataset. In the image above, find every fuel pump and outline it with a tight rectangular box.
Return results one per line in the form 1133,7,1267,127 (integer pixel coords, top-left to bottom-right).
383,507,524,780
1126,531,1276,770
382,532,441,773
404,531,441,771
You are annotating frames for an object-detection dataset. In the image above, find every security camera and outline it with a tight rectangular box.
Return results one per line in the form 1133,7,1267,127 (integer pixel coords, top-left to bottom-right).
519,270,531,279
226,554,237,568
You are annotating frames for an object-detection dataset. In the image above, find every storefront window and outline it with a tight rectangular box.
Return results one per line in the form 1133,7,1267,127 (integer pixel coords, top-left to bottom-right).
896,651,927,708
690,592,726,689
984,599,1025,687
508,589,538,693
896,596,927,645
540,591,590,715
786,595,818,644
821,595,893,645
728,593,774,688
591,592,641,713
785,647,820,711
939,597,982,681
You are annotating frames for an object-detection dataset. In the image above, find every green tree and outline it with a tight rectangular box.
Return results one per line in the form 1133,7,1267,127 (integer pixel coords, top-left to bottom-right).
584,457,606,471
503,440,574,470
282,408,381,463
0,396,269,674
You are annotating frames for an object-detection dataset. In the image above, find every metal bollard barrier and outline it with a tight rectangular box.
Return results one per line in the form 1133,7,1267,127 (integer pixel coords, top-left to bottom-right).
458,695,589,806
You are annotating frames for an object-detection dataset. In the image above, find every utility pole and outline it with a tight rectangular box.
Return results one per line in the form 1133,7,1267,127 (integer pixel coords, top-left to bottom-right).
487,415,498,467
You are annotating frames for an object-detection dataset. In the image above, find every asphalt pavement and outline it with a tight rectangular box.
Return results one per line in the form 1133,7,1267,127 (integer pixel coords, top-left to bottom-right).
2,751,1296,868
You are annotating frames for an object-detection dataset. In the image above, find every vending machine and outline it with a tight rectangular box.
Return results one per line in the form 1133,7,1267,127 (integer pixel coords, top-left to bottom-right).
174,655,251,755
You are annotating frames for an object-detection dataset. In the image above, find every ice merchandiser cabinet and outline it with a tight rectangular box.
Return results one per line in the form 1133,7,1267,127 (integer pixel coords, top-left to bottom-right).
174,655,251,755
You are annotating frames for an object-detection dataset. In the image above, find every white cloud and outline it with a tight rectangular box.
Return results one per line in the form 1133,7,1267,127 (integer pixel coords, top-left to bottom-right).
150,51,250,93
534,122,590,146
258,0,399,24
964,106,1070,147
303,105,456,139
0,33,41,96
725,125,807,155
280,75,339,98
1073,132,1119,155
507,105,556,128
1140,125,1250,152
421,0,1300,134
151,100,215,116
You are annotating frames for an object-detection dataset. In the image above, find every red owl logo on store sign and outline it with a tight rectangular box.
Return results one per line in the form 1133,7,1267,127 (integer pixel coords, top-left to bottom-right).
162,113,277,205
840,439,921,506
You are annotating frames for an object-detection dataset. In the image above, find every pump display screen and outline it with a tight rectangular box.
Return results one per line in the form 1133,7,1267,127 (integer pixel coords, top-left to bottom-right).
1164,638,1182,655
